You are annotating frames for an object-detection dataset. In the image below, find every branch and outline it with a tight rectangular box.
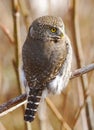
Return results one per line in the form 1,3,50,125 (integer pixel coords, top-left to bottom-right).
70,63,94,79
0,94,27,116
0,63,94,116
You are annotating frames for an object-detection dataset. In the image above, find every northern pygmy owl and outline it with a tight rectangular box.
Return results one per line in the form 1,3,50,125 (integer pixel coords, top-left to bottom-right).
22,16,72,122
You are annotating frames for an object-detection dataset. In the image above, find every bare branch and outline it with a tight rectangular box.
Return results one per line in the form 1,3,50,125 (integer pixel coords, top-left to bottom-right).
71,63,94,79
0,94,26,115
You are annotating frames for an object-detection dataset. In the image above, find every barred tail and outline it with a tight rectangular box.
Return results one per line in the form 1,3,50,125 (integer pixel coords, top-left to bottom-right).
24,89,42,122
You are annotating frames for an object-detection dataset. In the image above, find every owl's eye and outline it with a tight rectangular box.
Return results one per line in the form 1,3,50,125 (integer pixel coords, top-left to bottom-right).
50,28,57,33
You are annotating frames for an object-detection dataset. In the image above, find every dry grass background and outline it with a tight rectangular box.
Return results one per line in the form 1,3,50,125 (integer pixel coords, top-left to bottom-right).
0,0,94,130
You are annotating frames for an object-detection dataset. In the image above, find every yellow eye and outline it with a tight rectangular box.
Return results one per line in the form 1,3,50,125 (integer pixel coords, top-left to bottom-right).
50,28,57,33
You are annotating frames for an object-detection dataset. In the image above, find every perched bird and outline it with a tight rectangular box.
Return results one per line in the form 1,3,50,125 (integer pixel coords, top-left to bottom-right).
22,16,72,122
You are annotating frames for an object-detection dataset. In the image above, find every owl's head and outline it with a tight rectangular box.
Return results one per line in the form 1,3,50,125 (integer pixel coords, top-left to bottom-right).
28,16,65,42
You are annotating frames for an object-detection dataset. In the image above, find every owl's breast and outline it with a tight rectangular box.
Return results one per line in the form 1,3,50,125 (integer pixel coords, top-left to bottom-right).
22,38,69,87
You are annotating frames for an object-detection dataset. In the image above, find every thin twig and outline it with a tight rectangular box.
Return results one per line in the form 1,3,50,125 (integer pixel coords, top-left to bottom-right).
70,63,94,79
0,23,14,44
12,1,31,130
18,0,31,30
12,0,22,92
46,98,72,130
72,88,89,127
0,94,26,115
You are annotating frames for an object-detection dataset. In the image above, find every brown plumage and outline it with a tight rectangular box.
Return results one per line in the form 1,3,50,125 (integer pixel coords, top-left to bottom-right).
22,16,72,122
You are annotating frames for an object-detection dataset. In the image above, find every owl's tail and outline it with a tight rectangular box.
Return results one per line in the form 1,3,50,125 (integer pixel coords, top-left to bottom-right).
24,88,42,122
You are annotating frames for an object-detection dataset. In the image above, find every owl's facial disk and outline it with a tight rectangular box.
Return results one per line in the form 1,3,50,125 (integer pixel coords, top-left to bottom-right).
29,16,65,41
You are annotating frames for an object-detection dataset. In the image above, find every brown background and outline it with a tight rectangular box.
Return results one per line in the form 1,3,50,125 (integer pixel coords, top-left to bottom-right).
0,0,94,130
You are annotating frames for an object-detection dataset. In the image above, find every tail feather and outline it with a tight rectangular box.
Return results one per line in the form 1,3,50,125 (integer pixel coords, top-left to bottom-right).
24,89,42,122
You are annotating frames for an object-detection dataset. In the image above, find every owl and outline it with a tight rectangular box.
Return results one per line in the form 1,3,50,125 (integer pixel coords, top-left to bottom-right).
22,16,72,122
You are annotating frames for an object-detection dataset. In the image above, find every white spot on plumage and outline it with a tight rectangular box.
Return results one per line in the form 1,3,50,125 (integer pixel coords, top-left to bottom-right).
19,67,31,95
26,108,37,112
24,114,35,118
34,102,40,105
28,95,41,98
19,66,27,87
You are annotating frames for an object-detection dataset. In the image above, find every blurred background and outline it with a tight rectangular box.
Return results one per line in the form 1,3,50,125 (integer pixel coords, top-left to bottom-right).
0,0,94,130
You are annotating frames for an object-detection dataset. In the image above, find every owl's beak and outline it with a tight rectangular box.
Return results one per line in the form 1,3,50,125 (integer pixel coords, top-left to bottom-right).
60,33,64,38
59,27,64,38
